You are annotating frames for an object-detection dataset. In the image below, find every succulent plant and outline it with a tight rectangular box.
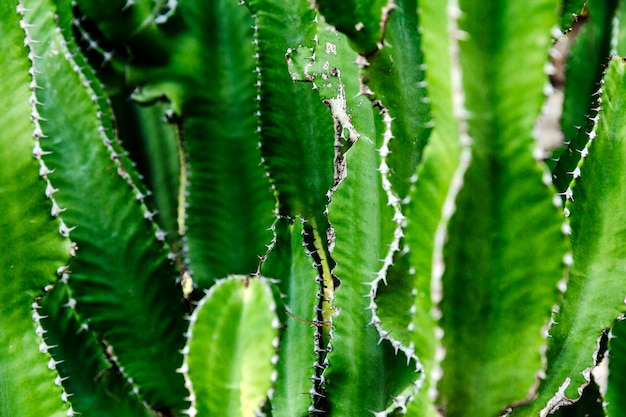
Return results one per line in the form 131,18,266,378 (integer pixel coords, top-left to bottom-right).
2,0,626,416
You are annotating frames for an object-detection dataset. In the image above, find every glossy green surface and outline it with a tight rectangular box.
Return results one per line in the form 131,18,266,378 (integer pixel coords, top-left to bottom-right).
2,0,626,416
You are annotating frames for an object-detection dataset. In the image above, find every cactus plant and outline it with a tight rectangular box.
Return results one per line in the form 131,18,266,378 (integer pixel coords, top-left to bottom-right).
3,0,626,416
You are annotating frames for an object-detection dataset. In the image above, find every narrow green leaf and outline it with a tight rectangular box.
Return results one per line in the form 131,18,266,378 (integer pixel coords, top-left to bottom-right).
437,1,567,416
185,276,278,417
518,56,626,416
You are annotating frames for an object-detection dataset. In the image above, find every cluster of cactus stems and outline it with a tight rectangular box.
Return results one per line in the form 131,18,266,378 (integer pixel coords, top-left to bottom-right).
4,0,626,416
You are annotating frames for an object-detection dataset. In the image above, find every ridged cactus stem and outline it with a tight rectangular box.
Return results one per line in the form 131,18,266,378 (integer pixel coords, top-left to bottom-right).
6,0,626,416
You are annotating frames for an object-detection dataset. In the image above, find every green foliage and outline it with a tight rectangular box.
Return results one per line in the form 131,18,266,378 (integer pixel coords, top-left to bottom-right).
3,0,626,416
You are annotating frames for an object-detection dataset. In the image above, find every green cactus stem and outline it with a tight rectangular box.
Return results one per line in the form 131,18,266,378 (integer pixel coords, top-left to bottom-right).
515,55,626,417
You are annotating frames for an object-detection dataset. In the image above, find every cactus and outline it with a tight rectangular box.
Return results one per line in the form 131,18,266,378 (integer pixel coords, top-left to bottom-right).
3,0,626,416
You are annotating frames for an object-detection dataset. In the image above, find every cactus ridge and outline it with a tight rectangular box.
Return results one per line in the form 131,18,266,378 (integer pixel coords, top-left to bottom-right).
259,217,330,416
515,56,626,417
18,3,79,410
430,0,474,397
32,296,74,415
18,0,190,413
